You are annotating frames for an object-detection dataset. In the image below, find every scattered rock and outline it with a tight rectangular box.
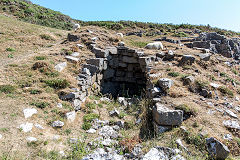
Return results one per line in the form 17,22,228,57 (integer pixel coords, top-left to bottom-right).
34,123,44,130
117,97,128,106
223,134,232,141
23,108,37,118
52,120,64,128
26,137,37,142
153,121,171,134
109,109,120,117
86,128,96,134
82,148,123,160
153,103,183,126
199,53,211,61
65,111,76,122
183,76,195,85
67,33,80,42
163,50,175,61
118,41,125,47
57,103,63,108
19,122,33,132
65,56,79,63
54,62,67,72
223,120,240,130
99,126,119,139
210,83,221,89
157,78,174,91
71,52,80,57
0,134,2,140
73,99,81,111
206,137,230,160
179,55,195,65
225,109,238,119
143,147,185,160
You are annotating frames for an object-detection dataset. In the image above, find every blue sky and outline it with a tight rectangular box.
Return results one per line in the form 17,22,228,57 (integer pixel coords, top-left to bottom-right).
31,0,240,32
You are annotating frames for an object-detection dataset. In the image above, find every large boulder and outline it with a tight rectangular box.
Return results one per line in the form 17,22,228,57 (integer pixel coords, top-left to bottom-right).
145,42,164,50
179,55,195,65
199,53,211,61
206,137,230,160
152,103,183,126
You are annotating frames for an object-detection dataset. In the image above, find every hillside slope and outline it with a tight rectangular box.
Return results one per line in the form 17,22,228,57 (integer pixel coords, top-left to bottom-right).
0,0,73,30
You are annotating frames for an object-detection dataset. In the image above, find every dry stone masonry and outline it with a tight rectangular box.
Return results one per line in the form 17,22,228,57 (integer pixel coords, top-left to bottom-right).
79,44,152,98
186,32,240,59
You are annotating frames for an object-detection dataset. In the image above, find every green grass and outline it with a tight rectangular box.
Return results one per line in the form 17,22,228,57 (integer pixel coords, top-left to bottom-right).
7,54,14,58
195,80,209,90
129,40,149,48
83,113,99,122
44,79,69,89
0,85,16,94
218,86,234,97
173,32,188,37
31,101,49,109
40,34,55,41
82,113,99,130
175,104,197,116
35,56,47,60
168,72,180,77
6,47,15,52
0,0,73,30
29,89,42,94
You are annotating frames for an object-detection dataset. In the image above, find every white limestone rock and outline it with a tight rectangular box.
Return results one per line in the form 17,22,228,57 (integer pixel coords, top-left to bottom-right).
19,122,33,132
23,108,37,119
54,62,67,72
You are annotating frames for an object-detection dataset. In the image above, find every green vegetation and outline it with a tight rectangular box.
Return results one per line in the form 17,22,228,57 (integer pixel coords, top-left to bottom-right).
31,101,49,109
1,0,239,37
173,32,188,37
29,89,42,94
40,34,55,41
129,40,148,48
6,47,15,52
0,85,16,94
175,104,197,116
35,56,46,60
82,113,99,130
195,80,209,90
0,0,73,30
218,86,234,97
69,138,89,159
168,72,180,77
83,113,99,122
44,79,69,89
7,54,14,58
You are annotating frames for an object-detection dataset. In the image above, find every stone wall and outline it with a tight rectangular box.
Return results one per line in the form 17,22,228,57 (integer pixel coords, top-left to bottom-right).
78,44,153,98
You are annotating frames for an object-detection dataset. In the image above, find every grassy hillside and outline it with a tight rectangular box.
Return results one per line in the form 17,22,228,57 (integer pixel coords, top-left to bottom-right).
0,0,239,37
0,0,73,30
0,14,67,62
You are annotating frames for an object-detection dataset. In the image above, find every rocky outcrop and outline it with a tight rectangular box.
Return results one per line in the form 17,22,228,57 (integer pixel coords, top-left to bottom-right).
186,32,240,59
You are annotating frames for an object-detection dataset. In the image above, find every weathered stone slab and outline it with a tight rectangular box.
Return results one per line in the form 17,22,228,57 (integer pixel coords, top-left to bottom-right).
152,103,183,126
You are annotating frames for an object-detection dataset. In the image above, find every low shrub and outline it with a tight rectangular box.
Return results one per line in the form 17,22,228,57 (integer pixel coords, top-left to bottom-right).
218,86,234,97
31,101,49,109
44,79,69,89
168,72,180,77
6,48,15,52
0,85,16,94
